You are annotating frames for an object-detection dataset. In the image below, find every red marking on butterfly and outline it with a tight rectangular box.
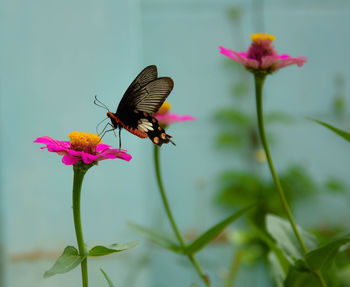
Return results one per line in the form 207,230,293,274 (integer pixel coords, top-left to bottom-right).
107,112,148,138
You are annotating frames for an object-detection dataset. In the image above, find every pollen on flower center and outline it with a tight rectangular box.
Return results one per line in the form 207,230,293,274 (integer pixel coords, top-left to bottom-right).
157,101,172,115
68,131,101,153
250,33,276,43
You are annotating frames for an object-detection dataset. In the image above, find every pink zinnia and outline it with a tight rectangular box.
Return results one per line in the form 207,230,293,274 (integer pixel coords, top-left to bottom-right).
34,131,132,165
154,101,195,126
219,33,306,74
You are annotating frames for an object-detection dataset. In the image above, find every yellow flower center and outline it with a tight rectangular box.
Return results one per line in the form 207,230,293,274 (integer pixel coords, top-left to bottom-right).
157,101,171,115
250,33,276,43
68,131,101,153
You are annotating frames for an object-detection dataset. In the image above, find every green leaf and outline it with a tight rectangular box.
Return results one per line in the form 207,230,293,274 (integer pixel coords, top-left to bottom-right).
266,215,318,261
100,268,115,287
216,132,243,148
190,283,198,287
305,236,350,271
232,81,249,96
324,177,347,193
128,222,183,253
217,171,262,207
214,108,251,126
44,246,87,278
265,112,293,125
226,7,243,21
284,265,319,287
185,205,254,254
311,119,350,143
251,223,290,275
88,241,138,257
268,252,285,287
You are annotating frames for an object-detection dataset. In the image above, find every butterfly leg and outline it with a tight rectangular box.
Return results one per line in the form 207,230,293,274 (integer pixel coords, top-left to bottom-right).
118,128,122,150
99,123,115,140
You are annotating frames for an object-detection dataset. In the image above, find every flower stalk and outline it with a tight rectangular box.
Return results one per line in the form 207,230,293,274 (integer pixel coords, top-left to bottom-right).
72,163,92,287
153,146,210,287
254,74,307,253
254,74,327,287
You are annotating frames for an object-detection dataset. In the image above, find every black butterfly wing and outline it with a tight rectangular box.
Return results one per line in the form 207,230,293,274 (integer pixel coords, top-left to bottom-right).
131,77,174,114
117,65,158,114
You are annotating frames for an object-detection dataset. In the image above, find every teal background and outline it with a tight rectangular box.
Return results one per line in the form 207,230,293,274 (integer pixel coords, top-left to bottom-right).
1,0,349,286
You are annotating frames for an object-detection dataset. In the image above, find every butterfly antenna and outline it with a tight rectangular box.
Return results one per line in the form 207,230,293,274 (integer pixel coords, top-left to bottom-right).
94,95,110,112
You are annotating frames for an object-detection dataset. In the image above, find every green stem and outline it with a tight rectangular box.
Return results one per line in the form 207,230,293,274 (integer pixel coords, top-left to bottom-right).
73,164,91,287
153,146,210,287
224,249,242,287
254,74,327,287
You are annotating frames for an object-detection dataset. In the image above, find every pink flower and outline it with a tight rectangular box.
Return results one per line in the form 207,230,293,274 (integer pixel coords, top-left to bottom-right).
219,33,306,74
34,132,132,165
155,113,195,126
154,101,195,126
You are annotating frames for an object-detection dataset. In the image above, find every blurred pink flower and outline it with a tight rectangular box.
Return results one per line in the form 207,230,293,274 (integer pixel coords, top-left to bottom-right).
155,101,195,126
219,33,306,74
34,132,131,165
155,113,195,126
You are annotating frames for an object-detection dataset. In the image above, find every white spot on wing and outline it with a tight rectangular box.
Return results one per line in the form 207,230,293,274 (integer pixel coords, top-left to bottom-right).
138,119,154,131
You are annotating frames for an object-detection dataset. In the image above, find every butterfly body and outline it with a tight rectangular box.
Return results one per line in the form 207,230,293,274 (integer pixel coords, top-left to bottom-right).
106,65,175,146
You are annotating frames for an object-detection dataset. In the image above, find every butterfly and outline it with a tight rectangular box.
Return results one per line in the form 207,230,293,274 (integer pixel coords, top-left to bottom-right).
96,65,175,147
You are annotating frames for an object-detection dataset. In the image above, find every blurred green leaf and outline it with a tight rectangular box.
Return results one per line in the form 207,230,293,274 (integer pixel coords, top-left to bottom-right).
100,268,115,287
185,205,254,254
324,177,347,193
232,81,249,96
226,6,243,21
269,252,285,287
190,284,197,287
266,215,318,261
44,246,86,278
216,132,243,148
214,108,251,126
252,223,290,274
88,241,138,257
265,112,293,125
128,222,183,253
305,236,350,271
311,119,350,143
333,96,345,116
284,265,319,287
217,171,262,206
279,165,317,199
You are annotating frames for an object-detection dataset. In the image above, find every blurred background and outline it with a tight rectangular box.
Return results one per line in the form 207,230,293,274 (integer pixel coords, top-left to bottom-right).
1,0,350,286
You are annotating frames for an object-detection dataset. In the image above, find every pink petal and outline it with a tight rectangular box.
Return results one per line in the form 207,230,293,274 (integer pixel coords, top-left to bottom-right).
62,155,81,165
46,144,69,153
98,149,132,162
66,149,82,156
244,59,259,69
34,136,61,145
260,56,280,69
155,113,195,125
81,152,98,164
219,46,238,60
96,143,112,152
35,136,70,152
219,46,260,70
116,152,132,161
274,56,307,70
278,54,291,60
